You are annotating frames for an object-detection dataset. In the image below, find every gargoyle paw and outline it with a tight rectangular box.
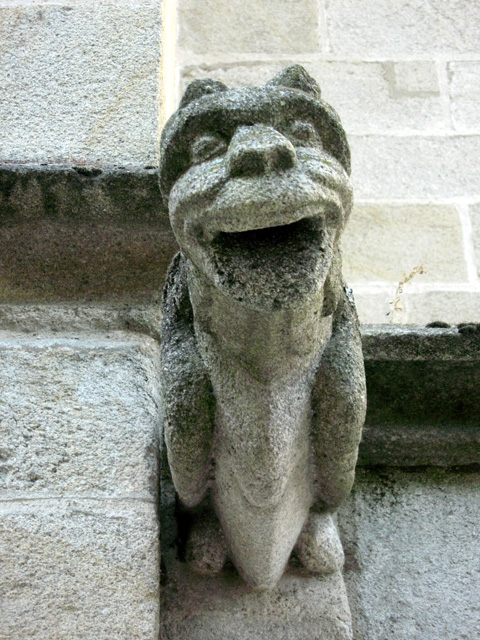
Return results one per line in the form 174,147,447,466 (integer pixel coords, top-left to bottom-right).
295,512,344,574
186,515,229,576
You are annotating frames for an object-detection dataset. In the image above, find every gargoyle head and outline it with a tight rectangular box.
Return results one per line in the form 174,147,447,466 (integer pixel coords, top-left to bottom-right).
159,65,353,312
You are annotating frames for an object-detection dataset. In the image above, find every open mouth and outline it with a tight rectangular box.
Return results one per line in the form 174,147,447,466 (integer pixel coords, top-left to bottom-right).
207,216,331,307
211,217,325,274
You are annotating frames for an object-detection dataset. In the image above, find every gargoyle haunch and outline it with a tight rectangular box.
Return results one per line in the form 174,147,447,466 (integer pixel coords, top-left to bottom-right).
160,65,366,590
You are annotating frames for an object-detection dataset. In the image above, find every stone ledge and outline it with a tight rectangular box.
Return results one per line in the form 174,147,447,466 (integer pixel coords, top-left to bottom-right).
0,164,177,302
161,564,352,640
360,325,480,467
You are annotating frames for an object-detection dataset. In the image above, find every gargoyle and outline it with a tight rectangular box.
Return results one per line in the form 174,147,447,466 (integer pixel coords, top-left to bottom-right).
160,65,366,590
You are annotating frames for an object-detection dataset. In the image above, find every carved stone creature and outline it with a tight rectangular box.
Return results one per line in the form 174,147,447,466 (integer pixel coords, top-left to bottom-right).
160,66,366,590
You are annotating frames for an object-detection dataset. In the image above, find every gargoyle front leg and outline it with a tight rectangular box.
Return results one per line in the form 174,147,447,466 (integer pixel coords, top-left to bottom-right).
161,253,215,509
161,254,228,576
311,287,366,510
296,287,366,574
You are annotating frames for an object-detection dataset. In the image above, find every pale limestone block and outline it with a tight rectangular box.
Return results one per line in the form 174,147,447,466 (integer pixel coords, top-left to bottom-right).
0,499,159,640
349,135,480,199
449,62,480,131
326,0,480,56
342,204,467,284
178,0,320,54
350,290,396,325
182,62,445,133
404,290,480,324
313,61,442,132
391,61,440,95
470,203,480,278
339,469,480,639
181,63,287,93
0,332,161,499
0,2,162,166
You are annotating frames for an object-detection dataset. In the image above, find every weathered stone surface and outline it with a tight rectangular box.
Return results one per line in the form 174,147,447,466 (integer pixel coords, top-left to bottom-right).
182,61,445,133
359,325,480,467
350,135,480,199
0,499,159,640
160,66,365,592
326,0,480,55
339,469,480,639
342,203,468,283
0,1,162,166
161,565,353,640
0,165,177,302
0,332,161,499
361,323,480,362
449,62,480,131
178,0,319,54
359,421,480,467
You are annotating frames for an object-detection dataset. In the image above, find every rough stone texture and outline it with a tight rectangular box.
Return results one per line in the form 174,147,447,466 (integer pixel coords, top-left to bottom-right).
160,67,365,593
0,332,161,498
326,0,480,55
350,135,480,199
449,62,480,131
178,0,320,54
360,325,480,467
183,61,445,133
0,329,162,638
339,468,480,640
0,499,160,640
342,203,467,283
0,303,164,342
0,166,177,302
161,565,353,640
0,1,162,167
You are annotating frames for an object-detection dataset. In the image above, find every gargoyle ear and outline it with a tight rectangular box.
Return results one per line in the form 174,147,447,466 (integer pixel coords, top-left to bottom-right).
179,78,228,109
267,65,321,100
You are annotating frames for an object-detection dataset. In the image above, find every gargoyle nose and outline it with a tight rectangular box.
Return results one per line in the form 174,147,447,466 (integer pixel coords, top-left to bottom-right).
227,124,297,178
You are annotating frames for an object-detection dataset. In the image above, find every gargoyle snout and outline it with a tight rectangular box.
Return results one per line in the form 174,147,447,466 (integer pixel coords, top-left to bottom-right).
227,124,297,178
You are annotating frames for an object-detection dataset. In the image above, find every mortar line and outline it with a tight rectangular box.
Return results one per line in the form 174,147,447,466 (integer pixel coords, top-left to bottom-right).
319,0,330,55
355,197,480,205
176,51,480,67
458,203,480,285
348,130,480,137
0,494,156,504
436,58,454,132
350,282,480,293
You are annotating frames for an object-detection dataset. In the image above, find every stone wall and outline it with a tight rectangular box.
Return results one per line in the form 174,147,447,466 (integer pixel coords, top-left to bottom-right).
0,0,178,304
176,0,480,324
0,3,168,638
1,2,479,639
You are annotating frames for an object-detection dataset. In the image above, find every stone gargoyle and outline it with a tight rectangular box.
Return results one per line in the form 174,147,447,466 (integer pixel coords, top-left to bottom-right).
159,65,366,590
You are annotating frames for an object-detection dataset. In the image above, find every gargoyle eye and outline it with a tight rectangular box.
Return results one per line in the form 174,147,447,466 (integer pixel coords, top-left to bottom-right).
190,133,228,165
286,120,322,147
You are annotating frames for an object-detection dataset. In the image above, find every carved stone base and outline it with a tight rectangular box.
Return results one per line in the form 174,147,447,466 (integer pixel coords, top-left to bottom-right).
160,563,353,640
